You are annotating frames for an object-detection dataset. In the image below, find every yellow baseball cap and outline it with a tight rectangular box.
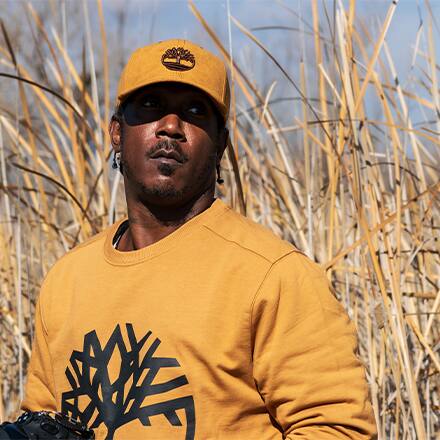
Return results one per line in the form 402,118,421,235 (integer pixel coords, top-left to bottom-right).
117,39,230,122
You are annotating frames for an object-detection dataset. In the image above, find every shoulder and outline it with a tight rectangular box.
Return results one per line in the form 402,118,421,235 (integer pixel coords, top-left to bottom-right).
43,222,116,281
251,249,344,326
202,200,302,264
36,223,116,319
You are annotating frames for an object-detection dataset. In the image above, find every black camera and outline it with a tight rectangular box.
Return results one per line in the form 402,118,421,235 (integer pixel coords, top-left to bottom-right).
0,411,94,439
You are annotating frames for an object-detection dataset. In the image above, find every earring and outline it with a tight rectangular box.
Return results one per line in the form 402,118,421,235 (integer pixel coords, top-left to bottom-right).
112,152,120,170
216,164,224,184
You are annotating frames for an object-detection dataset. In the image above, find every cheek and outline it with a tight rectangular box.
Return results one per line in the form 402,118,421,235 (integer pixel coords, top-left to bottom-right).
121,125,155,156
185,127,218,160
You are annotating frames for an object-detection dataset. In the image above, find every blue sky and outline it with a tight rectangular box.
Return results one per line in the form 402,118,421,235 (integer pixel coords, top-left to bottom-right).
94,1,440,123
2,0,439,132
95,1,440,102
4,0,438,95
102,0,439,71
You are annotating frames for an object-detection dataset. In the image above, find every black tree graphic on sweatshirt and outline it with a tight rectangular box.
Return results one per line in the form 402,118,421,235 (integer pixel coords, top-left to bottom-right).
61,323,195,440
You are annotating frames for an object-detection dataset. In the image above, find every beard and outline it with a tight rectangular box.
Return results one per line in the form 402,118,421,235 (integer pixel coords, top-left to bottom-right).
121,139,217,204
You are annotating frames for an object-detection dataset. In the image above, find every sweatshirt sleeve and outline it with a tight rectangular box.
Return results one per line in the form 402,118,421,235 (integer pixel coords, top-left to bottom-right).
21,280,57,412
251,252,377,439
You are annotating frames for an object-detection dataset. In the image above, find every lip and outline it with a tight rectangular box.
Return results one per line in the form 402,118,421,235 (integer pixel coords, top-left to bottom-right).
150,156,182,166
149,149,183,163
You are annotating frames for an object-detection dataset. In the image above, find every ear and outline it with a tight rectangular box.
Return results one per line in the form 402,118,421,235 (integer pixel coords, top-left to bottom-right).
109,117,122,153
216,127,229,165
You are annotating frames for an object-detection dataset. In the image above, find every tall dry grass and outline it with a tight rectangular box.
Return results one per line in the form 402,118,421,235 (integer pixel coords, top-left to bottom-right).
0,1,439,438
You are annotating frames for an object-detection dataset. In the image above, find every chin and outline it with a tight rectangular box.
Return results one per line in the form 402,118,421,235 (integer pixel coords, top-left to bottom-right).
138,180,187,205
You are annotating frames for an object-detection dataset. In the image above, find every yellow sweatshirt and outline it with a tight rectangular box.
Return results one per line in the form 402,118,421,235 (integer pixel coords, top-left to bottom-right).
22,199,377,439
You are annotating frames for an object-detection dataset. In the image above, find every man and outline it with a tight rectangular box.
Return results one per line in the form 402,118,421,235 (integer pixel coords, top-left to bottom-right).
22,39,377,439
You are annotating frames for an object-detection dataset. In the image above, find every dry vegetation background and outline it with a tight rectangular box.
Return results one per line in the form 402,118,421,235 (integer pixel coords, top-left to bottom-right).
0,0,439,438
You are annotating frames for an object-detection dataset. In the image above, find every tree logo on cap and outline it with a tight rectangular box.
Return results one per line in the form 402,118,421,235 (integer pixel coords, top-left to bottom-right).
161,47,195,71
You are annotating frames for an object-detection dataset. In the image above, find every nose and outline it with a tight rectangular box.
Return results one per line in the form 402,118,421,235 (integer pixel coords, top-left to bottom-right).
155,113,186,142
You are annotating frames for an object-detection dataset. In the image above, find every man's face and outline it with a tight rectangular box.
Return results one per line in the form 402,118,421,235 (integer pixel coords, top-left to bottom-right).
110,82,227,207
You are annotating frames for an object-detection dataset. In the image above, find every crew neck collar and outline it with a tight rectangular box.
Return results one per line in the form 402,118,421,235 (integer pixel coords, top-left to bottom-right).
104,198,229,266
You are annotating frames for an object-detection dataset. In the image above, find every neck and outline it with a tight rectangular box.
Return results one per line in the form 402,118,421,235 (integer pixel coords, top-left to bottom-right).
118,187,215,251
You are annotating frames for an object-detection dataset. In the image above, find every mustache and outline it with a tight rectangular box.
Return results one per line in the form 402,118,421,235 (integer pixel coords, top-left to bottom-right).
147,140,188,163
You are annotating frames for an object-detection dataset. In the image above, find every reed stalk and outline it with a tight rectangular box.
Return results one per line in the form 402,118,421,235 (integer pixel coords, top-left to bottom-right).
0,1,438,437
